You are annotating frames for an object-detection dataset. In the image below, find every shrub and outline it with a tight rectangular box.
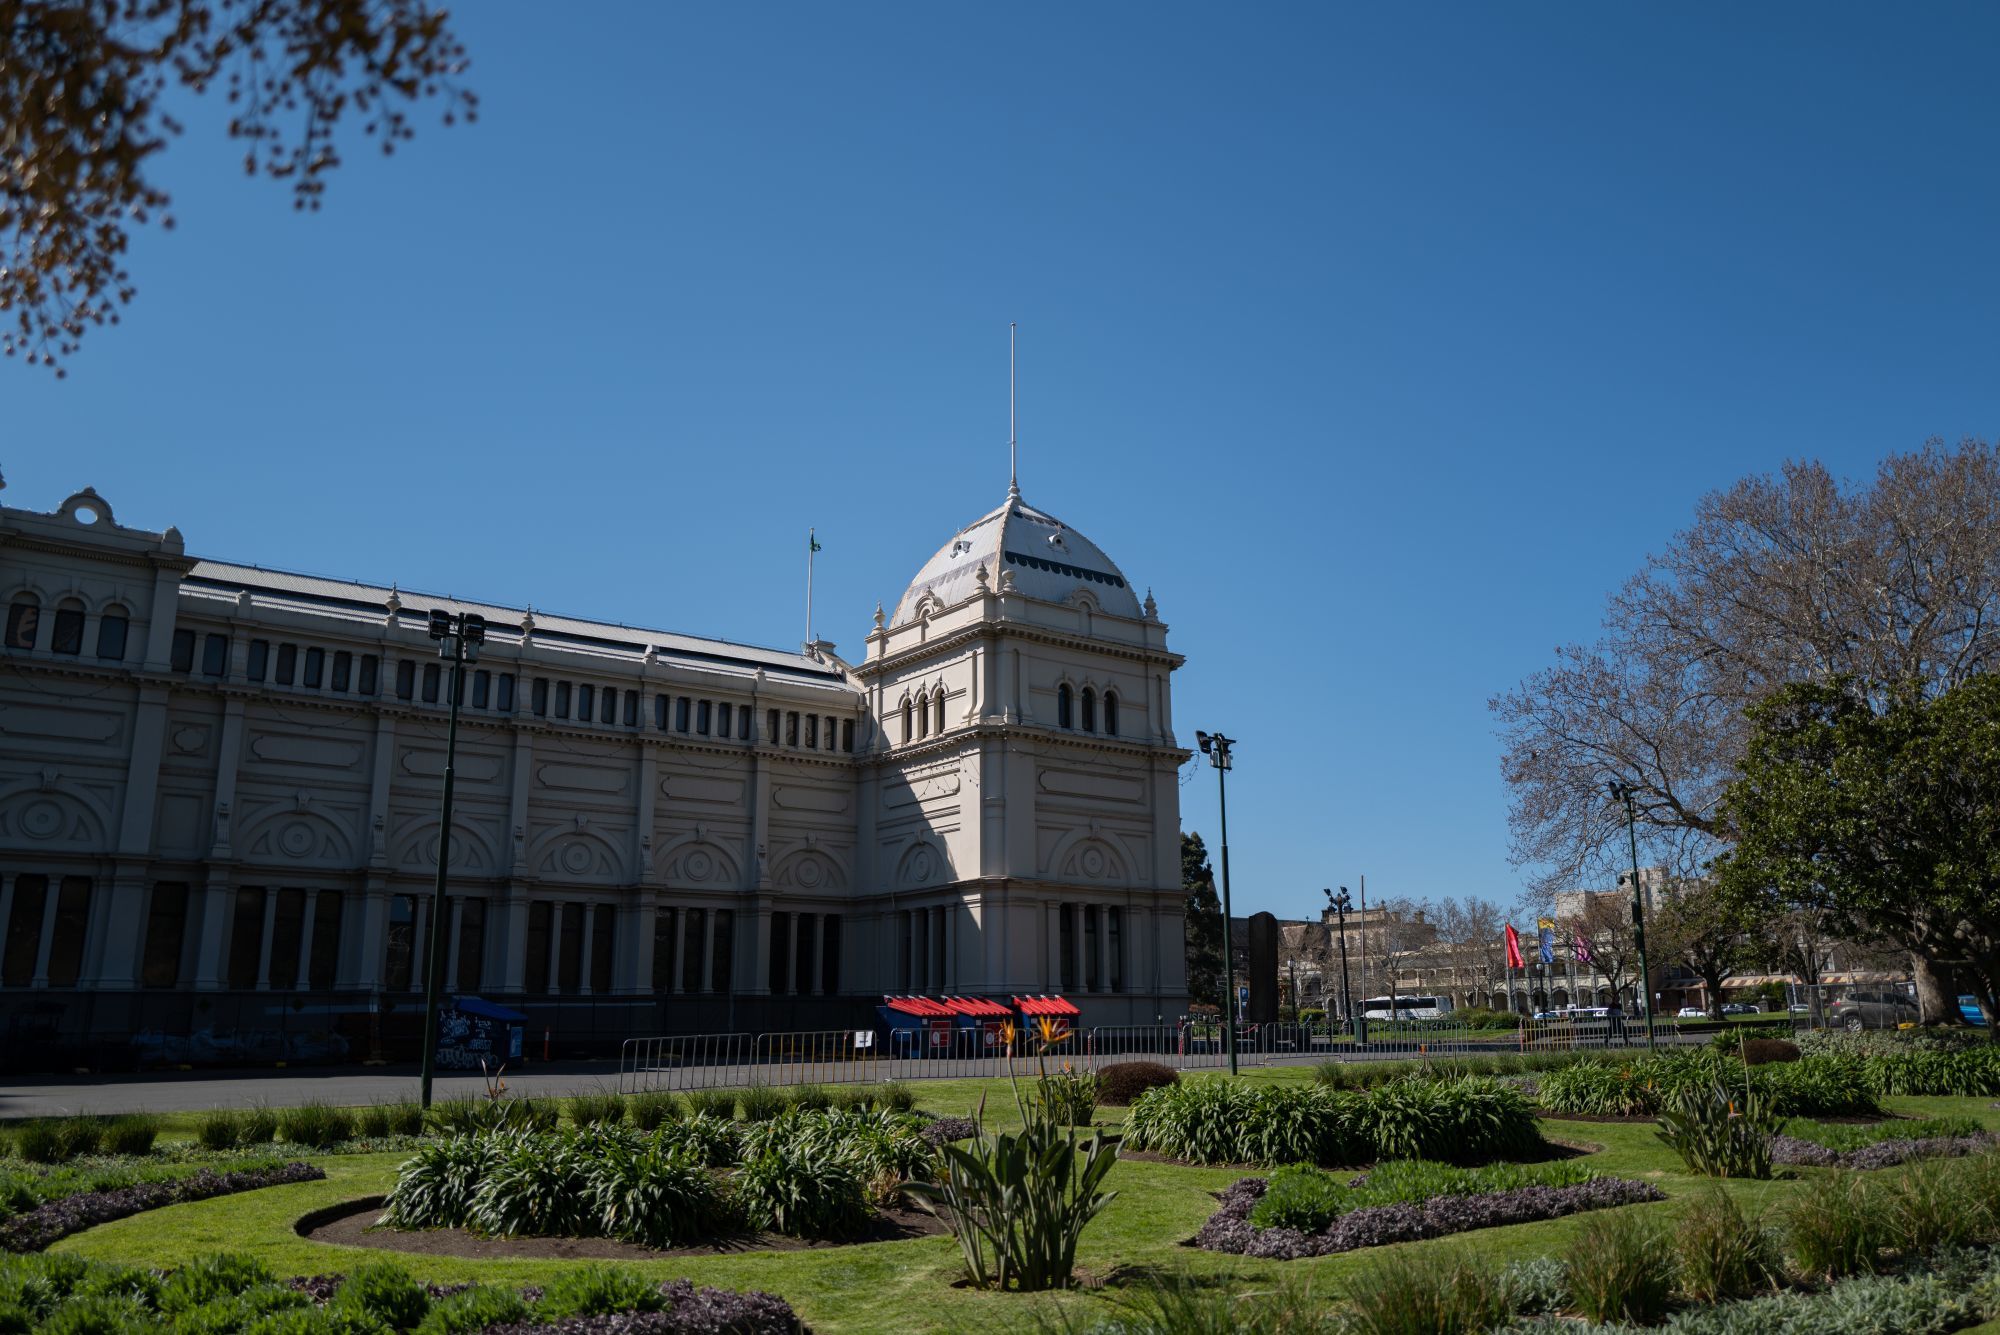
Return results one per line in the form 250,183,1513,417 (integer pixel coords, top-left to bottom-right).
872,1082,917,1113
157,1254,276,1313
586,1138,725,1248
1779,1115,1983,1151
1536,1060,1657,1116
629,1091,681,1131
1096,1062,1179,1106
1364,1077,1542,1165
1784,1172,1882,1279
1655,1081,1774,1178
563,1091,626,1128
466,1133,594,1238
1882,1155,1987,1256
682,1089,738,1121
383,1102,424,1137
12,1123,63,1165
354,1105,393,1139
380,1135,490,1230
100,1117,158,1158
239,1108,277,1145
327,1262,427,1331
737,1085,786,1123
1673,1185,1780,1303
534,1267,665,1321
1248,1160,1597,1233
1742,1037,1801,1065
656,1113,740,1168
276,1103,354,1150
1564,1209,1672,1324
52,1121,104,1162
412,1285,527,1335
1249,1165,1350,1232
1343,1248,1507,1335
1030,1071,1098,1127
786,1085,832,1114
733,1140,869,1239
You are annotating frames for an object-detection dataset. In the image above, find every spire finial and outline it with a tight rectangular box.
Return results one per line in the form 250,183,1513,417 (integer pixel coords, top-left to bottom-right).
1008,322,1019,499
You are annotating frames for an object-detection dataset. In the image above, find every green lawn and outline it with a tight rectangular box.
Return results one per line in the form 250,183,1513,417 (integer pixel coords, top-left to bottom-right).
43,1070,2000,1335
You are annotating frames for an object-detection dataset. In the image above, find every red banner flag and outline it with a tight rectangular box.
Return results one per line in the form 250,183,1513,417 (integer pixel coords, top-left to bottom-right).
1504,923,1525,970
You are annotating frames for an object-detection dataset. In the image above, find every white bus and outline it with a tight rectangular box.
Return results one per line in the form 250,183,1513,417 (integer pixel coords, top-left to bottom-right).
1360,995,1455,1021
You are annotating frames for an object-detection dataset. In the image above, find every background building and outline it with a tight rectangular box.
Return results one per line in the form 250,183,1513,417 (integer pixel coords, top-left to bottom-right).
0,482,1190,1069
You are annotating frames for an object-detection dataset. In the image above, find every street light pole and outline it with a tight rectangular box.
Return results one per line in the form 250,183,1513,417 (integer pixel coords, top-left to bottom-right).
1196,731,1238,1076
1607,780,1657,1052
419,610,485,1108
1327,887,1355,1044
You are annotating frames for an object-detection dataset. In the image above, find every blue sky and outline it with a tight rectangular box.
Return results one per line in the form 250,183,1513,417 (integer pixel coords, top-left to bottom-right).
12,4,1999,921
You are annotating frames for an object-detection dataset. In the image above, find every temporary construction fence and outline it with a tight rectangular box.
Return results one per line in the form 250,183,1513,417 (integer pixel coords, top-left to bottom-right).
617,1013,1690,1094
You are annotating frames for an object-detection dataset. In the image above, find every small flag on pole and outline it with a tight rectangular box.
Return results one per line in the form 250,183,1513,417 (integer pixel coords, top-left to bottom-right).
1574,930,1593,964
1537,918,1556,966
1504,924,1525,970
810,531,822,553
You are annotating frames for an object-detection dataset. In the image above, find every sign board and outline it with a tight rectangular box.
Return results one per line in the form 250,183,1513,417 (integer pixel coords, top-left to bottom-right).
853,1030,874,1049
928,1019,952,1049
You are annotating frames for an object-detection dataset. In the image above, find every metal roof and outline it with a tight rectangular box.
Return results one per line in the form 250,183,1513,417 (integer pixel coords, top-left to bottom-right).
892,485,1142,628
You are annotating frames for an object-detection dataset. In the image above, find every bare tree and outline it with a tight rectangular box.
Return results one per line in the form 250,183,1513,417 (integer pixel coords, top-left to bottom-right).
1572,893,1642,1004
1492,441,2000,1004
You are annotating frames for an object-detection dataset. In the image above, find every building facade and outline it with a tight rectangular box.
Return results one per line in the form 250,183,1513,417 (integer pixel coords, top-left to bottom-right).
0,482,1189,1068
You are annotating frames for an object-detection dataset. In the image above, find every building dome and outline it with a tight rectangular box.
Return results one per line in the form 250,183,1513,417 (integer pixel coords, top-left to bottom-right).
891,484,1143,628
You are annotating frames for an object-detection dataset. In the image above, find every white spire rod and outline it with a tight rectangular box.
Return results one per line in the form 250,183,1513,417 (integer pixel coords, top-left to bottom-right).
1009,322,1018,495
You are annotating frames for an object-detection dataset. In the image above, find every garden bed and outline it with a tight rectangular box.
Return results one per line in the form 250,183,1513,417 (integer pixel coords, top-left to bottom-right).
0,1160,324,1252
301,1195,948,1259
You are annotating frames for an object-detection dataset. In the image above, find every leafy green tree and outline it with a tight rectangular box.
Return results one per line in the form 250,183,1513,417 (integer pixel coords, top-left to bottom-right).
1182,832,1222,1011
1651,879,1749,1020
1717,675,2000,1029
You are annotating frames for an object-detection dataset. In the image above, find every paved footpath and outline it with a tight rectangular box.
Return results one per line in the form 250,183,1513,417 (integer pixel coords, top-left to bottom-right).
0,1062,625,1118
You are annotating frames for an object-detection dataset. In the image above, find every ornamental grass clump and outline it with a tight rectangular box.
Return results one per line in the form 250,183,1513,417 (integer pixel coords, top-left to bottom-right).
1343,1247,1508,1335
1564,1208,1673,1324
1655,1081,1774,1178
1362,1076,1541,1164
1672,1185,1781,1303
682,1088,738,1121
737,1085,787,1123
588,1137,728,1248
905,1020,1121,1291
535,1265,666,1320
733,1138,869,1239
563,1089,627,1128
99,1116,159,1157
1784,1172,1883,1279
193,1110,243,1152
629,1090,682,1131
1029,1070,1099,1126
275,1101,354,1150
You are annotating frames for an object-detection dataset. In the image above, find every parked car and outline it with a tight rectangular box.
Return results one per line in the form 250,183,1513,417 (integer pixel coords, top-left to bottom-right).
1721,1002,1760,1015
1827,989,1918,1031
1676,1006,1706,1018
1960,995,1989,1027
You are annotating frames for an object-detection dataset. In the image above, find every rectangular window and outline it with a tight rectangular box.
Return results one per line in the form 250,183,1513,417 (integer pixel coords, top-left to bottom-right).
842,719,855,752
805,714,818,748
601,687,617,725
141,882,189,988
422,662,441,703
452,665,465,707
267,888,306,991
697,700,711,735
360,654,380,696
302,646,323,688
554,681,571,719
309,890,343,989
675,697,690,732
275,642,297,685
558,903,586,992
471,670,490,708
384,895,416,992
170,628,195,672
496,673,514,712
794,913,816,998
45,877,91,988
590,910,615,993
1108,906,1124,993
456,898,486,992
202,633,230,677
899,911,913,992
821,914,841,995
1060,906,1077,992
228,886,268,989
3,874,47,985
786,712,800,746
622,690,638,726
652,907,678,993
397,660,416,700
95,613,128,661
577,684,594,721
331,651,352,692
5,602,40,650
655,694,669,730
525,902,553,993
711,909,734,994
532,678,549,716
51,606,84,655
766,709,779,744
247,640,269,681
741,707,753,741
769,913,791,996
1084,906,1100,992
684,908,706,990
717,702,733,737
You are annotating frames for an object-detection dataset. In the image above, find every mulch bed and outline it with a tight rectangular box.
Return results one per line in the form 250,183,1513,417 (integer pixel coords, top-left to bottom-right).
299,1197,948,1260
1,1163,326,1253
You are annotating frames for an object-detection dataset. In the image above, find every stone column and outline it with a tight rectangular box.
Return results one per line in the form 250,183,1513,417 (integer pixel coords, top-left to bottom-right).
30,878,60,988
700,909,717,993
671,906,687,994
545,903,564,995
254,889,278,990
1097,905,1112,996
579,903,597,995
445,897,464,990
1046,902,1062,991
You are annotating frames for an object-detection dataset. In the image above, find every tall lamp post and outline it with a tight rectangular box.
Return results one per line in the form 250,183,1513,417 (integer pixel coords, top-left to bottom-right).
1195,730,1238,1076
1606,780,1657,1051
1326,887,1356,1044
419,609,485,1108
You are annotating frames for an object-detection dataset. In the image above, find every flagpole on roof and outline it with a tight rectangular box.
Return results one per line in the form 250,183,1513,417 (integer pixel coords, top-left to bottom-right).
805,528,819,650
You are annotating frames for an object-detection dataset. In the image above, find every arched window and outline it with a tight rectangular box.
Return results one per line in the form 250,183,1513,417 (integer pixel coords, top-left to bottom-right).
932,689,945,735
50,599,85,655
1103,691,1118,736
1081,687,1097,732
1057,683,1073,729
917,697,929,738
96,606,129,661
902,698,914,743
4,594,39,650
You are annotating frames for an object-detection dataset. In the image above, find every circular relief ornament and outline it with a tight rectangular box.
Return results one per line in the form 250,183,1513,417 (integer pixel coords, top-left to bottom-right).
909,848,935,883
796,857,823,889
561,842,594,875
686,850,714,881
279,821,315,857
21,799,63,839
1081,846,1107,877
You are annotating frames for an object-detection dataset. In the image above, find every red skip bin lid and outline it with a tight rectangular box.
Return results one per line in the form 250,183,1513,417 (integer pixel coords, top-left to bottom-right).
882,995,956,1018
1011,994,1081,1017
942,995,1013,1018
